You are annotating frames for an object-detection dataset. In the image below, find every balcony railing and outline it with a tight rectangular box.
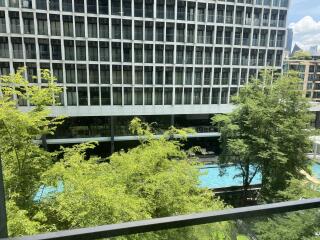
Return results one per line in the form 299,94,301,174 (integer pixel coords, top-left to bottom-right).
4,199,320,240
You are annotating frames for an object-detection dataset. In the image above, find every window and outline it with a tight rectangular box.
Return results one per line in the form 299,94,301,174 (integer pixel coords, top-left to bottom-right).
77,65,87,83
75,0,84,12
164,88,172,105
76,41,86,61
87,0,97,13
64,40,74,60
99,0,108,14
89,65,99,84
38,39,49,59
124,88,132,105
88,18,97,38
165,68,173,85
63,0,73,11
156,45,163,63
175,68,183,85
184,88,192,104
25,38,36,59
135,22,143,40
88,41,98,61
112,43,121,62
65,64,76,83
123,43,132,62
49,0,59,10
100,65,110,84
165,46,174,64
144,88,153,105
53,64,63,83
113,87,122,105
144,45,153,63
156,67,163,85
144,67,153,84
75,17,85,37
112,65,122,84
135,67,143,84
100,42,109,61
50,15,60,36
134,88,143,105
175,88,183,104
10,14,20,34
185,68,192,85
193,88,201,104
36,0,47,10
63,16,73,37
99,18,109,38
135,44,143,62
123,21,132,39
195,69,202,85
37,14,48,35
155,88,163,105
101,87,111,105
67,87,77,106
23,14,34,34
90,87,100,105
123,67,132,84
202,88,210,104
12,38,23,59
78,87,88,105
51,39,62,60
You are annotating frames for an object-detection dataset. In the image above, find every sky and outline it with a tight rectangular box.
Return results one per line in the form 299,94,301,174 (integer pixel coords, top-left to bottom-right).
288,0,320,50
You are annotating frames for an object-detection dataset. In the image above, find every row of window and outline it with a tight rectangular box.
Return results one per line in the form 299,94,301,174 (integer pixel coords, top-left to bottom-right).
0,37,284,66
1,61,267,86
1,12,286,42
18,86,239,107
1,0,289,17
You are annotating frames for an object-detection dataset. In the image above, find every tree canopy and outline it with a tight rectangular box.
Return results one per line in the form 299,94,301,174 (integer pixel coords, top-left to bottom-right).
291,50,312,60
1,69,233,239
38,119,233,239
212,71,313,200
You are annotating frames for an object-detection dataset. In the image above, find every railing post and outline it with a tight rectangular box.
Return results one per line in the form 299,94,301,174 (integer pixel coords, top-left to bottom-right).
0,152,8,238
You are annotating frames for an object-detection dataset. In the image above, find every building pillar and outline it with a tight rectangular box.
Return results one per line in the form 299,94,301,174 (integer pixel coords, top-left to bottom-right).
110,116,115,154
41,135,48,151
170,115,174,126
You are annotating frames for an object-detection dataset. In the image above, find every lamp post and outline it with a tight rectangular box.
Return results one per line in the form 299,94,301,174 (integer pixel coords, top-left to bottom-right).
0,152,8,238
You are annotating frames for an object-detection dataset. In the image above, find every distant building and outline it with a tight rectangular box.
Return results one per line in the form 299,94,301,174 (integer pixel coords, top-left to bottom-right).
291,43,303,56
285,58,320,127
310,46,320,57
286,28,293,53
0,0,289,155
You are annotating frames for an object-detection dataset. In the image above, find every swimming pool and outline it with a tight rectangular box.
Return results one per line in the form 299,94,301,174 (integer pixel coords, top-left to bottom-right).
34,163,320,201
200,163,320,189
199,165,262,189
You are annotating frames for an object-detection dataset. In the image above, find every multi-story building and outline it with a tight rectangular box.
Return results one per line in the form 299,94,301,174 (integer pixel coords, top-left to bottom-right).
285,27,292,54
0,0,289,155
285,57,320,128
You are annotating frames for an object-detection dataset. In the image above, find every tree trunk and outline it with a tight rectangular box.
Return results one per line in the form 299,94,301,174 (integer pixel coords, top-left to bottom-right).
0,152,8,238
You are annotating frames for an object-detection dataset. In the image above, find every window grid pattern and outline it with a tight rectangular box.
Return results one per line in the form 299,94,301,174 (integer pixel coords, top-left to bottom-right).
0,0,288,107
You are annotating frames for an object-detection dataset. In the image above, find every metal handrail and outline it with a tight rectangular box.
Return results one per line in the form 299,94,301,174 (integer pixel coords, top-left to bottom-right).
4,198,320,240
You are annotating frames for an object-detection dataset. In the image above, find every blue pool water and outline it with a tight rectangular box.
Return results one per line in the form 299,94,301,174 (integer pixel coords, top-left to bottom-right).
199,165,262,189
312,163,320,179
34,163,320,201
200,163,320,189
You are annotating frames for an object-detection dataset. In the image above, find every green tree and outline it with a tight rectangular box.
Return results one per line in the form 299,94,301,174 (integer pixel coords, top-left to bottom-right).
212,71,313,200
39,118,233,240
0,68,63,235
291,50,312,60
252,179,320,240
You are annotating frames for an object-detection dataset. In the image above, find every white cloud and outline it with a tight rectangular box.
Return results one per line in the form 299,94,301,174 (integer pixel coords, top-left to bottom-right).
289,16,320,50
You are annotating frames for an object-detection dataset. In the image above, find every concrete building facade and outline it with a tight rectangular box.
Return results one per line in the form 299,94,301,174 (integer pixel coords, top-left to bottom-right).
0,0,289,154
